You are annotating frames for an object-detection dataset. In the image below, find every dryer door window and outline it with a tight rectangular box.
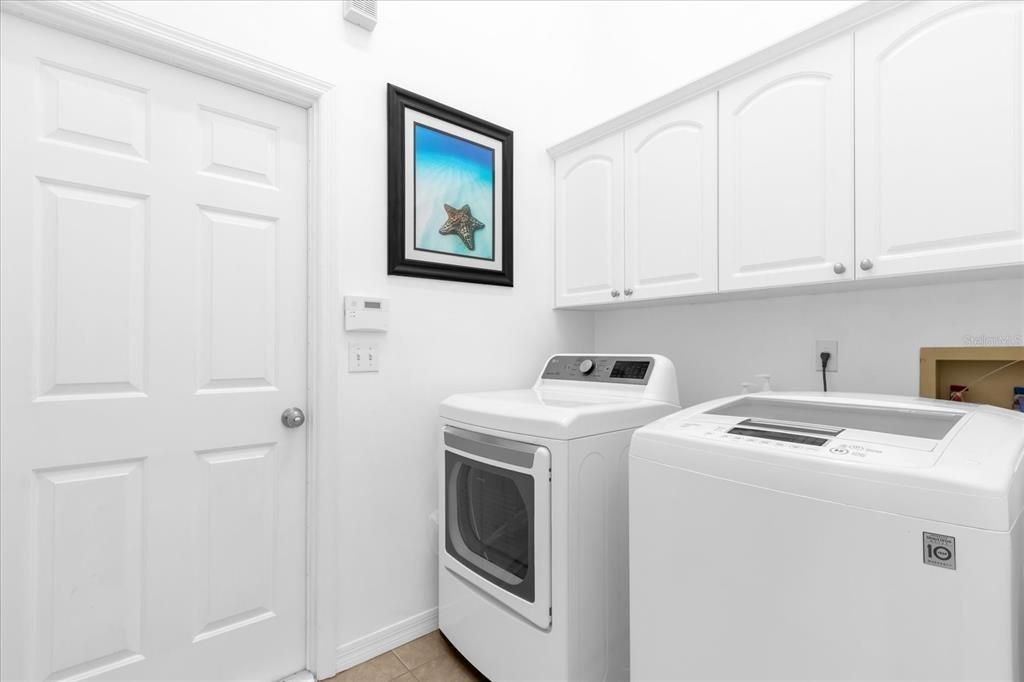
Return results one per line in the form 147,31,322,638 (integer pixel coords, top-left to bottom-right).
441,426,552,628
446,452,535,602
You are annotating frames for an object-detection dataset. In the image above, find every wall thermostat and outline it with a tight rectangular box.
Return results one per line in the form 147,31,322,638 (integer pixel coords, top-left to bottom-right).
344,296,389,332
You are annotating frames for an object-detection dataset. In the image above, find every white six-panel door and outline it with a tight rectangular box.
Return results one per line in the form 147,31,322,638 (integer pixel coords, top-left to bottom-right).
855,0,1024,278
624,92,718,301
0,16,308,682
719,34,855,291
554,135,625,307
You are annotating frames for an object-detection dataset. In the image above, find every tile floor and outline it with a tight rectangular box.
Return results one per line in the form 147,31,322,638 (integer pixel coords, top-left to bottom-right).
326,630,487,682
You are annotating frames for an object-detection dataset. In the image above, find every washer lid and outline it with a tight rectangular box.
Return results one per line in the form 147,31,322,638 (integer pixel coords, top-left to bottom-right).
440,389,678,440
705,396,963,440
630,393,1024,530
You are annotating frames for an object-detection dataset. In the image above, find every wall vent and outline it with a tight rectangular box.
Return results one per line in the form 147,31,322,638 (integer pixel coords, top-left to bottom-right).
343,0,378,31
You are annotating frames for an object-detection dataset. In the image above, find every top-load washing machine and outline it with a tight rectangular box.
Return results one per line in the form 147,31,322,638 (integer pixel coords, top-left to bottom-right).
629,392,1024,681
439,354,679,681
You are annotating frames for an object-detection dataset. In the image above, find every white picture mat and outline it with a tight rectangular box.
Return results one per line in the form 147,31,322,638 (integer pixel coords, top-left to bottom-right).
403,109,504,271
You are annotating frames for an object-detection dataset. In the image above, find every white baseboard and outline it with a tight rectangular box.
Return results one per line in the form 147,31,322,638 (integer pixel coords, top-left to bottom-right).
335,607,439,672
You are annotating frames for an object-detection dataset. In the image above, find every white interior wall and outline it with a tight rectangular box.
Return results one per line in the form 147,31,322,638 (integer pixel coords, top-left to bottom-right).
596,277,1024,405
107,0,873,657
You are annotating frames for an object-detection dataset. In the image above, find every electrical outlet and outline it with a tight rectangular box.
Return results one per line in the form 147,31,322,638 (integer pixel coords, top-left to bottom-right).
348,342,380,372
815,340,838,372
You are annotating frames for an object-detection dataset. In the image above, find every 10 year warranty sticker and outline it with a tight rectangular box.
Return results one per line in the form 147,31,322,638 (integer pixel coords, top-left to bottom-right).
923,532,956,570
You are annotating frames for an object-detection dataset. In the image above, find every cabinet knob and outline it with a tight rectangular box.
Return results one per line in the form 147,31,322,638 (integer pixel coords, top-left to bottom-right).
859,258,874,271
610,290,621,298
624,288,634,296
833,263,846,275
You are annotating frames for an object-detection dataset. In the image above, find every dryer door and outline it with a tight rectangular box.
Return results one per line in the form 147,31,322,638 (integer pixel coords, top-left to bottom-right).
442,427,551,629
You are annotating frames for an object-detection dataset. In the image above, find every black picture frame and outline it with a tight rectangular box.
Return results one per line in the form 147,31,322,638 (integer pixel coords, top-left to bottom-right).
387,84,514,287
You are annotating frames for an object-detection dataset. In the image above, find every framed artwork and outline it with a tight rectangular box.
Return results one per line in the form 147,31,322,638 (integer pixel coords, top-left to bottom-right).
387,84,513,286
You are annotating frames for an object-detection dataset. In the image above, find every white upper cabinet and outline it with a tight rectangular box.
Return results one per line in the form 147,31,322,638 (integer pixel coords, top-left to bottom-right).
855,1,1024,278
624,93,718,300
718,35,855,291
550,1,1023,308
554,135,625,307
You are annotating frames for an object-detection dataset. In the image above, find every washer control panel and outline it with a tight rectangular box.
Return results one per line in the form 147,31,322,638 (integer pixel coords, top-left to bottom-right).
674,421,930,467
677,423,827,454
541,355,654,385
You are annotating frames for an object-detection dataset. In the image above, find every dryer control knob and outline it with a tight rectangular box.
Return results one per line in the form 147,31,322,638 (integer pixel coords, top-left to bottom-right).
578,359,595,375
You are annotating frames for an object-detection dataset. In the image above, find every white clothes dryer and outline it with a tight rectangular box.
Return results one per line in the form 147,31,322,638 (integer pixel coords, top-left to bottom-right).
439,354,679,681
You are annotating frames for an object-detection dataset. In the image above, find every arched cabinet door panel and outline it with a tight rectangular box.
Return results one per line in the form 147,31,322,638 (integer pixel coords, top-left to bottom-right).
624,92,718,301
554,135,625,307
719,34,855,292
855,1,1024,278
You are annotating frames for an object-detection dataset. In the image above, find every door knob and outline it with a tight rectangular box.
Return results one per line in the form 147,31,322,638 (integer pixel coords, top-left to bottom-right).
610,289,621,298
624,288,634,296
281,407,306,428
859,258,874,271
833,263,846,275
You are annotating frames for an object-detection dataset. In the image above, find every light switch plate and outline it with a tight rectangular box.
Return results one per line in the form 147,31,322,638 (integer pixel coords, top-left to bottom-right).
348,342,379,372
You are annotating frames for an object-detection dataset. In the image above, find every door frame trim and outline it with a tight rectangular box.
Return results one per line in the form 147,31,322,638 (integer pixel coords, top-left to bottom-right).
0,1,340,678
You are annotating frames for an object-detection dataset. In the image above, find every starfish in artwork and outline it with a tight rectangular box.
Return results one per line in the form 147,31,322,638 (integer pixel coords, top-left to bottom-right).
439,203,485,250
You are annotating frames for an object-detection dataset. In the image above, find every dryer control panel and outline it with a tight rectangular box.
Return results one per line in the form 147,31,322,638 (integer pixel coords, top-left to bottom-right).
541,355,654,385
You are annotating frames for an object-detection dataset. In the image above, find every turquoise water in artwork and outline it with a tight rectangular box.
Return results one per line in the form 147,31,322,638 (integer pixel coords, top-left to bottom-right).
414,123,495,261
